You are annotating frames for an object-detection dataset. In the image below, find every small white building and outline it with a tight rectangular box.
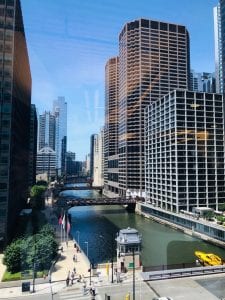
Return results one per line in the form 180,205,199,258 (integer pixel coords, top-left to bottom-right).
115,227,142,272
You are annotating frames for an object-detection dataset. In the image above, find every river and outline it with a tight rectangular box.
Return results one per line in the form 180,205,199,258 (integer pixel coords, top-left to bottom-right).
60,184,225,267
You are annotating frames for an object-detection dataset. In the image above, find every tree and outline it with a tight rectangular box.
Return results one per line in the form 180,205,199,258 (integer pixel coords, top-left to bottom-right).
36,180,48,186
3,239,23,273
30,185,46,209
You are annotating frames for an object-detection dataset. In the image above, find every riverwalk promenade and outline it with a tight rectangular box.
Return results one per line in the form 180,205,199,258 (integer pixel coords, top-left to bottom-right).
1,202,225,299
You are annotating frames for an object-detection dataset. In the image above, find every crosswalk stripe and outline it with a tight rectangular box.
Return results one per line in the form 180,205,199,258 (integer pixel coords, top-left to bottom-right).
59,289,92,299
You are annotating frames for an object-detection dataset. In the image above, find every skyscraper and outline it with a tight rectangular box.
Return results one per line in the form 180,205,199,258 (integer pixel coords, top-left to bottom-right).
190,70,216,93
90,134,97,180
29,104,37,187
0,0,31,245
53,97,67,176
118,19,190,197
104,57,119,197
214,3,223,93
38,111,55,151
220,0,225,93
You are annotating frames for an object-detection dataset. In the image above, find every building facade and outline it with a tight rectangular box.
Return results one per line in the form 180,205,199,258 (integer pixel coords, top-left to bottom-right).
145,90,225,212
190,70,216,93
36,147,56,179
93,130,104,187
38,111,55,151
0,0,31,245
28,104,37,187
104,57,120,197
66,151,76,175
214,3,223,93
53,96,67,176
118,19,190,196
90,134,97,180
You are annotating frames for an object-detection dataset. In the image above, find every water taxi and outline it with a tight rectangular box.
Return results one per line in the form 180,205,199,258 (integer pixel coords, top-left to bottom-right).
195,251,223,266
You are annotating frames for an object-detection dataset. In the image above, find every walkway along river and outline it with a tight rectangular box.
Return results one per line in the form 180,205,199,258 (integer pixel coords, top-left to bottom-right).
59,184,225,268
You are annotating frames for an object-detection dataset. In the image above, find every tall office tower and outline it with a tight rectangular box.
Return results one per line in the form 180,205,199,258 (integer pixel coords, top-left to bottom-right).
0,0,31,245
190,70,216,93
85,153,90,176
93,130,104,187
190,69,201,91
214,3,223,93
38,111,55,151
145,90,225,212
36,147,56,179
104,57,119,197
28,104,37,187
90,134,97,179
53,97,67,176
118,19,190,196
66,151,76,175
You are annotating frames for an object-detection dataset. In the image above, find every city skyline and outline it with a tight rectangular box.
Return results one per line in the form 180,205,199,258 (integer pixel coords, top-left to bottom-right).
21,0,218,160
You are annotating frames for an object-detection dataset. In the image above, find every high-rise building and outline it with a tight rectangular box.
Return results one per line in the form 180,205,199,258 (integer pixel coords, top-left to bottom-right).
0,0,31,245
90,134,97,179
190,70,216,93
220,0,225,93
38,111,55,151
93,130,104,187
53,96,67,176
104,57,119,197
118,19,190,197
29,104,37,187
66,151,76,175
214,3,223,93
145,90,225,212
36,147,56,179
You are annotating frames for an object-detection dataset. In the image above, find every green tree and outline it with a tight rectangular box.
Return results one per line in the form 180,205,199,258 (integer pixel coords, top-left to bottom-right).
30,185,46,209
3,239,23,273
36,180,48,186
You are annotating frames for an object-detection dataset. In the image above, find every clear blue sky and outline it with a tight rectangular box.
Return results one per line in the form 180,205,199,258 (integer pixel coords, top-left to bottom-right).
21,0,218,161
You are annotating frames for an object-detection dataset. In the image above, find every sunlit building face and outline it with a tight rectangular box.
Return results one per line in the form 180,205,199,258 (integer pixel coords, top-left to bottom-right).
145,90,225,213
118,19,190,196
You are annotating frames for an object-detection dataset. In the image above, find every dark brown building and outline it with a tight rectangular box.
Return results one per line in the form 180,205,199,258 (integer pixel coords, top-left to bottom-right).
118,19,190,196
0,0,31,245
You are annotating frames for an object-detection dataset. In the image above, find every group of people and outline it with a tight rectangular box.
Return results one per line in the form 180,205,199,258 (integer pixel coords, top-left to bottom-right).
66,269,76,286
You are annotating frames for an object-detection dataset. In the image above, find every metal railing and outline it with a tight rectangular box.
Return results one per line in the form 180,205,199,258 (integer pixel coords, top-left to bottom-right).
141,264,225,281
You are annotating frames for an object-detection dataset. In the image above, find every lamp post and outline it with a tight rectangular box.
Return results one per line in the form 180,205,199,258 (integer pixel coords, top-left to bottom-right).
132,248,135,300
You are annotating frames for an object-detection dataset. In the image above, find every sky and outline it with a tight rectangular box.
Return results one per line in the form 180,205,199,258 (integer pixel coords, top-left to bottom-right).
21,0,218,161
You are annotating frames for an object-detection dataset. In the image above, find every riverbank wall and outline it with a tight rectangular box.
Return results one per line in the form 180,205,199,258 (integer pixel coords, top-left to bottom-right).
136,202,225,249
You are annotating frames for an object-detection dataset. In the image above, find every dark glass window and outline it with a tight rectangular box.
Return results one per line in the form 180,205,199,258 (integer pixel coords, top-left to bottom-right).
151,20,158,29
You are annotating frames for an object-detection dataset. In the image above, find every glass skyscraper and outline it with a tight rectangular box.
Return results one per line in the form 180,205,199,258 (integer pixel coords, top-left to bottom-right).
0,0,31,245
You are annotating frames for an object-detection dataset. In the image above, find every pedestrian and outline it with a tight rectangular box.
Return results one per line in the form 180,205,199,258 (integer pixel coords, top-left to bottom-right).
82,282,86,295
73,266,76,274
74,242,77,248
92,286,96,296
90,286,93,295
73,254,76,262
66,276,70,287
71,271,75,285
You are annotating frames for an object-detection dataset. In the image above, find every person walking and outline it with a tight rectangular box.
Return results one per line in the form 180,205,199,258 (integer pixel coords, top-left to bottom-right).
66,276,70,287
71,271,75,285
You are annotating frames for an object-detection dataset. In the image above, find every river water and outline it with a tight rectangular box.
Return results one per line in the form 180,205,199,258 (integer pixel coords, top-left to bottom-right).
60,184,225,267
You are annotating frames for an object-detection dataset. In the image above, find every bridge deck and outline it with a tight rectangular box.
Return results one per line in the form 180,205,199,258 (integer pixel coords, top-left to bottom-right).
57,197,138,207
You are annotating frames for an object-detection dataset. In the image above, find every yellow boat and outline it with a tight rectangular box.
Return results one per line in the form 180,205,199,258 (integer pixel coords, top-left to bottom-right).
195,251,223,266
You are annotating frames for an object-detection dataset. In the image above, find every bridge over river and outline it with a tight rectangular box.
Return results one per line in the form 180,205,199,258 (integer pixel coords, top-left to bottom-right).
56,196,141,210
